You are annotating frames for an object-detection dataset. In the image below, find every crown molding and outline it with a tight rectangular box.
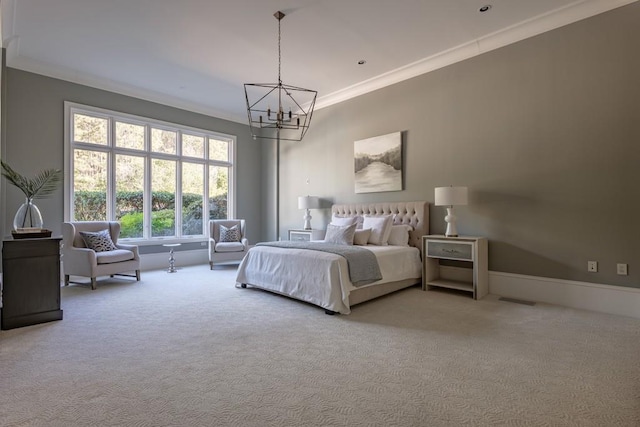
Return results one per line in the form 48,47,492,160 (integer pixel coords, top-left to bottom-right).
314,0,639,111
4,0,637,122
7,54,248,124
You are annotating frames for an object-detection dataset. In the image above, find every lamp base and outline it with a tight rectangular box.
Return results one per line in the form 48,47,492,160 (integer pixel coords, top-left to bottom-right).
303,209,312,230
444,207,459,238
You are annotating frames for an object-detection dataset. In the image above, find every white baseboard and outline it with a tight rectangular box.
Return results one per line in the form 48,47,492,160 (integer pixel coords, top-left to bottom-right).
489,271,640,319
140,250,209,271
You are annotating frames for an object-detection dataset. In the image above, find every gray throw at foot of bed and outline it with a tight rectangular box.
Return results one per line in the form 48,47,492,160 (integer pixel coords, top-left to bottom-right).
256,241,382,286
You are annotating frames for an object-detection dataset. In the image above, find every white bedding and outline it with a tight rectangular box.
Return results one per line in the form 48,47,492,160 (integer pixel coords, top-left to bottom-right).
235,244,422,314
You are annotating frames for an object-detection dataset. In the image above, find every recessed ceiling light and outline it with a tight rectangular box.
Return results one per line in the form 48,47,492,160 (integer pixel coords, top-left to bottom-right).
357,60,366,65
479,5,492,13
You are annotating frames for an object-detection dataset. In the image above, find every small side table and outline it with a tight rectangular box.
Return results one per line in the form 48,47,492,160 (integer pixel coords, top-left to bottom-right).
162,243,181,273
422,235,488,300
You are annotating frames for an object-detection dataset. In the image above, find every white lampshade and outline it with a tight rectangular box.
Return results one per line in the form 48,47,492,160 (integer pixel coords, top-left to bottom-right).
434,186,468,207
298,196,320,210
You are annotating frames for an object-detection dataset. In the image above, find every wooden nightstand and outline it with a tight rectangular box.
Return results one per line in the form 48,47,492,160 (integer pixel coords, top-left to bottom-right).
288,229,325,241
422,235,488,300
1,237,64,330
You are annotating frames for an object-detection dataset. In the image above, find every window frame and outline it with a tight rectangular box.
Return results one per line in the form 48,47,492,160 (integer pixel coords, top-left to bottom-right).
64,101,236,243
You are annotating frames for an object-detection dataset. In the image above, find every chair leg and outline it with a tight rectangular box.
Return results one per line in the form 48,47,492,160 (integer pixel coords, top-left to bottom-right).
91,277,97,290
136,270,141,281
210,261,213,270
64,275,70,286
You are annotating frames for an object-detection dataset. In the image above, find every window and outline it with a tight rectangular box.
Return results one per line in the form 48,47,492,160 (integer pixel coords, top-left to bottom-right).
65,102,235,241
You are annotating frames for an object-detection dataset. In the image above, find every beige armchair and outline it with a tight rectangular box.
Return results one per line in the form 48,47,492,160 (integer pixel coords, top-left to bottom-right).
62,221,140,290
209,219,249,269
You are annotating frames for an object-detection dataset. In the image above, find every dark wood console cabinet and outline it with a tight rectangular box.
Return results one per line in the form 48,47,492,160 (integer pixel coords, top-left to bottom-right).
1,237,63,330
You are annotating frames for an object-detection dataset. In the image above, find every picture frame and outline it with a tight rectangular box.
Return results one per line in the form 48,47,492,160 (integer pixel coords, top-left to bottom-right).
354,131,402,194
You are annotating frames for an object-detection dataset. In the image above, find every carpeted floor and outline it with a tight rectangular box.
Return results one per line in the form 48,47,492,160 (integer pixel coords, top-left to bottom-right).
1,265,639,427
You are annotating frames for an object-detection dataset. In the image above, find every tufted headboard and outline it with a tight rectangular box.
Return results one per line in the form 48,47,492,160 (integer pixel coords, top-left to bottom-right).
331,201,429,255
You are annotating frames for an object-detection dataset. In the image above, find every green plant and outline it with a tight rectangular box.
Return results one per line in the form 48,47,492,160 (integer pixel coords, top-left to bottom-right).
1,160,63,200
2,160,63,228
119,211,144,238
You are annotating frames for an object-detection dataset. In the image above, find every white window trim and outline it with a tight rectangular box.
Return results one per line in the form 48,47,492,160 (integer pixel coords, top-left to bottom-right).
64,101,237,243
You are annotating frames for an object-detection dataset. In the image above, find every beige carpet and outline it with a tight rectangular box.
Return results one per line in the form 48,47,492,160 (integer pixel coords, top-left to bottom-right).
1,265,639,427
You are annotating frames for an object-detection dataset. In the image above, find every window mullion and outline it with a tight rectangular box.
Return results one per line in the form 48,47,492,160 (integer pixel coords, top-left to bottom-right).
107,117,116,221
203,162,209,236
144,124,152,239
175,159,182,237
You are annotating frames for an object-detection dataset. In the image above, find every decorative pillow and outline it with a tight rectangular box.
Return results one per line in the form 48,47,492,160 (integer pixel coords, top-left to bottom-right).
330,215,357,227
219,224,241,242
362,215,393,245
331,214,364,229
353,228,372,246
324,223,357,245
387,225,413,246
80,229,118,252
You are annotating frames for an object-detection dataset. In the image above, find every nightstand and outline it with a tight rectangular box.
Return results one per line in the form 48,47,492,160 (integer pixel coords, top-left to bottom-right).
288,229,325,241
422,235,488,300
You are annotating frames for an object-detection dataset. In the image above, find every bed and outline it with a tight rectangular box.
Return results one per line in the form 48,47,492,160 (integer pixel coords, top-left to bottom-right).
235,201,429,314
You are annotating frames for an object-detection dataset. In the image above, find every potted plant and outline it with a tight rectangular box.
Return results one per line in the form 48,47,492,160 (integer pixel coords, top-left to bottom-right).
1,159,63,231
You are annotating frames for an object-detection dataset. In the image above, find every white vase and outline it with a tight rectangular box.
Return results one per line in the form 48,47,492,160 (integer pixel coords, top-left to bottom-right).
13,198,44,230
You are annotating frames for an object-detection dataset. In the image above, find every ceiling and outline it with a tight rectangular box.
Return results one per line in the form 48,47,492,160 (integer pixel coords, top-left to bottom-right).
1,0,633,124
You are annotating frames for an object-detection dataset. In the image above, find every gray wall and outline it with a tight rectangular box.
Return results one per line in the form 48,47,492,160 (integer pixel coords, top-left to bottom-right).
2,4,639,288
278,3,640,288
1,69,262,247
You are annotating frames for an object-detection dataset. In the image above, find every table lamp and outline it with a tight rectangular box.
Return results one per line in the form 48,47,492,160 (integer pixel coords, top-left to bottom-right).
434,186,468,237
298,196,320,230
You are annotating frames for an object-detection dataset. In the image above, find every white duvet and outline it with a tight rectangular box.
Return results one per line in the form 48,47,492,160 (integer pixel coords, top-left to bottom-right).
235,244,422,314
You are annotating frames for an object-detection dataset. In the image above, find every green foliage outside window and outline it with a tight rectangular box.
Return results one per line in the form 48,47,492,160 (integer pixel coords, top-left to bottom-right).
74,191,227,237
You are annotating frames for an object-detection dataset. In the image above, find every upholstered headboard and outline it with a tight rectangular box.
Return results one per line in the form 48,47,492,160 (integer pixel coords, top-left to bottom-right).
331,201,429,254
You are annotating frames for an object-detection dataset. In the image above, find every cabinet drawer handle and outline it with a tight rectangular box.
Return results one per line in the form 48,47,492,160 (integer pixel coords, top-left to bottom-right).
443,249,460,254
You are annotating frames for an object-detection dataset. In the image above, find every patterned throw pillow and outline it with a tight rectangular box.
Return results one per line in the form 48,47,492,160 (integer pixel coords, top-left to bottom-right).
80,229,118,252
219,224,241,242
324,223,357,245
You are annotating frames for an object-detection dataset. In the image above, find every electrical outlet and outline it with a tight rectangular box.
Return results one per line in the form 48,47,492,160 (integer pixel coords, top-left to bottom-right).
588,261,598,272
617,263,628,275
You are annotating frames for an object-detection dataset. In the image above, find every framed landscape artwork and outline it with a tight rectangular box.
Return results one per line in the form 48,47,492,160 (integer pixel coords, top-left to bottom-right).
354,132,402,194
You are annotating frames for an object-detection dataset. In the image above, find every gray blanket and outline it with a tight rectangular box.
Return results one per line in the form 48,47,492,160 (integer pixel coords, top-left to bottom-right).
256,241,382,287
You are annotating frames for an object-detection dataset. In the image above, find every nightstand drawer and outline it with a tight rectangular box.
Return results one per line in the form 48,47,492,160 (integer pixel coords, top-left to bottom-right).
289,231,311,241
289,229,325,241
427,240,473,261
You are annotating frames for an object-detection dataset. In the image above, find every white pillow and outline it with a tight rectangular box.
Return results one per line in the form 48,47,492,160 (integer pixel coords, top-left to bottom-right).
353,228,372,246
330,215,357,227
362,215,393,245
324,223,356,245
387,225,413,246
331,214,364,229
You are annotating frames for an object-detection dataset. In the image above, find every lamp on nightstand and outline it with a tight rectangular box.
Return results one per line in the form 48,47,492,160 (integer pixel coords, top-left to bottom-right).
435,186,468,237
298,196,320,230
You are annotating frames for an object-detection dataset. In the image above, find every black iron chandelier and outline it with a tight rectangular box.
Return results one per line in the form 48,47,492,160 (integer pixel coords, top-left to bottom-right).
244,11,317,142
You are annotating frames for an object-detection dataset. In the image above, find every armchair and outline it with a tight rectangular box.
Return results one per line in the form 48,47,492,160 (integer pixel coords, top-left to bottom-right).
209,219,249,269
62,221,141,290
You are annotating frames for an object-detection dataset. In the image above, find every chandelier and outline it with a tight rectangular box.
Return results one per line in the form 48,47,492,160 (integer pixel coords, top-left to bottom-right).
244,11,317,142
